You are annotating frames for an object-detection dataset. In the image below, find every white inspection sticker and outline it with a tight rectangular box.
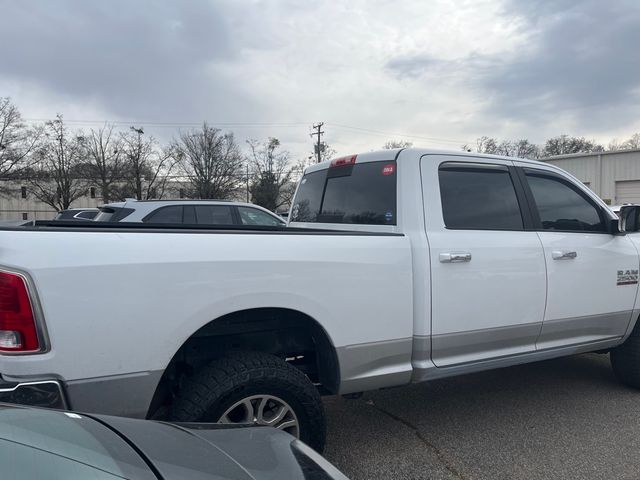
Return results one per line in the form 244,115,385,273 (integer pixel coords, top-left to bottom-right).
64,413,83,419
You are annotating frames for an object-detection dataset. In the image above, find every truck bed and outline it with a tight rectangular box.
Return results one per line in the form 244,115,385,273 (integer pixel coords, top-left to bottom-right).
0,221,414,405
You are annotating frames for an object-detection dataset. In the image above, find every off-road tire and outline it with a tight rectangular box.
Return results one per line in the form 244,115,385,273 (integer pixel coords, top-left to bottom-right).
170,351,327,451
611,323,640,388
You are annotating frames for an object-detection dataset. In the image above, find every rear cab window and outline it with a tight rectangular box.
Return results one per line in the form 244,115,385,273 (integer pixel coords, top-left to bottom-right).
290,159,397,227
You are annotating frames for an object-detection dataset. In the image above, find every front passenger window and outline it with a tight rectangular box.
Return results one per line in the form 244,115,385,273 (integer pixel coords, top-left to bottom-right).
524,170,605,232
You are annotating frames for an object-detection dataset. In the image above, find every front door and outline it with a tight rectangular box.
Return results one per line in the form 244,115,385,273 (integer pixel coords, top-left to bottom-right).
515,164,639,349
422,156,547,367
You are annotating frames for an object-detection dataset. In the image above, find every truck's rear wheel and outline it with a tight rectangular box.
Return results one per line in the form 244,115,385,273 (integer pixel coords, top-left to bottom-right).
611,324,640,388
170,351,326,451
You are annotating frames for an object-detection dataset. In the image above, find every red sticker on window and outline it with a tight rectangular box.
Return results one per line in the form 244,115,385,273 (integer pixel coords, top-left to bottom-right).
382,164,395,176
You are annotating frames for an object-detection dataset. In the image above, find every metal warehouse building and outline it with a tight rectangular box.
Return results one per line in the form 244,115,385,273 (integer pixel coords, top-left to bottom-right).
544,149,640,205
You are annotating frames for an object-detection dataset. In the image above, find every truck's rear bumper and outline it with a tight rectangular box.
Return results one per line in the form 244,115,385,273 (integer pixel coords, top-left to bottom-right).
0,378,67,410
0,371,162,418
65,370,163,419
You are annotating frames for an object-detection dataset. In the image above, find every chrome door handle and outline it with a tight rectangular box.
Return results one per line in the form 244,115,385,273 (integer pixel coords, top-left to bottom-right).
552,250,577,260
439,252,472,263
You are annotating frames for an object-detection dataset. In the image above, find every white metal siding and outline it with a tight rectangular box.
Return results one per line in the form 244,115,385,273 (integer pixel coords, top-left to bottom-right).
545,150,640,204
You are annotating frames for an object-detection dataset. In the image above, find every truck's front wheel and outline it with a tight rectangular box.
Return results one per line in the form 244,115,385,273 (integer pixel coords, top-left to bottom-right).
611,326,640,388
170,351,327,451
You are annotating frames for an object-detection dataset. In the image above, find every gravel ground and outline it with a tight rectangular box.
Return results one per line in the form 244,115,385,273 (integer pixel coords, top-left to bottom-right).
323,353,640,480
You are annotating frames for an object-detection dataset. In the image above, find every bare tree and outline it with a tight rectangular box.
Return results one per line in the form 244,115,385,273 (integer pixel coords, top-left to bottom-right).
474,136,515,156
473,136,500,154
311,141,337,163
512,139,540,159
621,133,640,150
382,139,413,149
0,97,41,192
609,134,640,151
499,139,539,158
248,137,294,211
84,124,123,203
299,142,336,179
173,123,244,199
28,115,89,211
608,139,623,151
542,135,604,157
469,136,506,155
118,127,176,200
465,136,539,159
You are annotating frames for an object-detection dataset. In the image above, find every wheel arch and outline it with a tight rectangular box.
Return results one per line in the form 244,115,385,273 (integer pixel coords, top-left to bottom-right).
146,307,340,418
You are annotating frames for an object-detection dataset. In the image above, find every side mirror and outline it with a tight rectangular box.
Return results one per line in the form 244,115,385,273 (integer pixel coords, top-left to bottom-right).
608,217,625,235
619,205,640,233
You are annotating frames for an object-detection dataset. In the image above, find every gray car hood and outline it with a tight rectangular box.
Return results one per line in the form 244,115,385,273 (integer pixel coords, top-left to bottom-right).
97,415,343,480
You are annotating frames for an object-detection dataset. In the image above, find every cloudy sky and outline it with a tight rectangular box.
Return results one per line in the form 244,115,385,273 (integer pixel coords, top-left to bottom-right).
1,0,639,159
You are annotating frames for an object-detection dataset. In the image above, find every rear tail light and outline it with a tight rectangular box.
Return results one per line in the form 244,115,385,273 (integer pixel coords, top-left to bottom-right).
0,271,41,353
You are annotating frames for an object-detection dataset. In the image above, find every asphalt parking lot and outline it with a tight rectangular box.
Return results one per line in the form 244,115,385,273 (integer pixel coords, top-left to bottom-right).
323,353,640,480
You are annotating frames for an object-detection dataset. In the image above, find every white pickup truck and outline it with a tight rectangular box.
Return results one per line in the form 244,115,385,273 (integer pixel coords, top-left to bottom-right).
2,148,640,452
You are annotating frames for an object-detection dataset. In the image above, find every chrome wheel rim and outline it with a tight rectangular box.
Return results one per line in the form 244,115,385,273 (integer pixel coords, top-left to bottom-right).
218,394,300,438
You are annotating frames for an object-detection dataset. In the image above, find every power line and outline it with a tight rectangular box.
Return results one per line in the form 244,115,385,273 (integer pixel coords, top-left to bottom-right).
22,118,313,128
326,123,471,145
22,116,473,145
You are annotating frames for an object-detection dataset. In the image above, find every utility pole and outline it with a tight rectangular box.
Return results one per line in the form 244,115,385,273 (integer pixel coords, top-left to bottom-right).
310,122,324,163
246,163,250,202
130,126,145,200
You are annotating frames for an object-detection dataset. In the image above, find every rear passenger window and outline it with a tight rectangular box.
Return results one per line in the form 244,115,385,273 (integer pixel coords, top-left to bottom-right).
144,206,183,223
524,170,605,232
194,205,234,225
439,164,523,230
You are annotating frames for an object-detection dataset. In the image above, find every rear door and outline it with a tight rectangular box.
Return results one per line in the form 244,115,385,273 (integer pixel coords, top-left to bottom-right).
422,156,547,367
516,164,638,348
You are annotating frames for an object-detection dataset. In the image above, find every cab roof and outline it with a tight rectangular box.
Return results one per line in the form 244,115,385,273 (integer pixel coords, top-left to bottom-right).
304,148,547,174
